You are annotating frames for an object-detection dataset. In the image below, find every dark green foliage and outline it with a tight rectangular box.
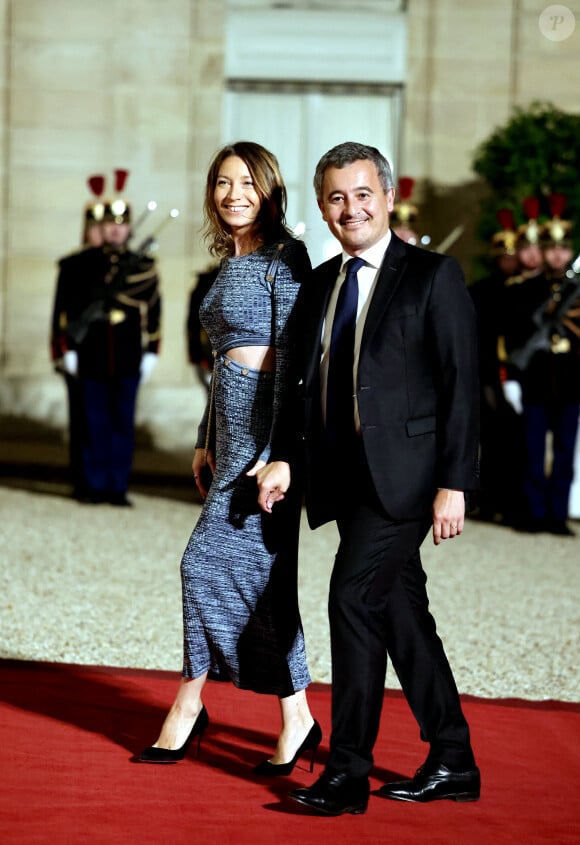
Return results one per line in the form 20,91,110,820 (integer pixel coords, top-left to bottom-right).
471,101,580,277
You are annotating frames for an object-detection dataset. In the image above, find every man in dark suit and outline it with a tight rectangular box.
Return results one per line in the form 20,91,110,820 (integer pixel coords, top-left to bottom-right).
256,142,481,815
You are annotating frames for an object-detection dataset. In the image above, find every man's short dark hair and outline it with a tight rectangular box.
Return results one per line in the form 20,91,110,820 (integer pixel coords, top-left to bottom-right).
313,142,394,201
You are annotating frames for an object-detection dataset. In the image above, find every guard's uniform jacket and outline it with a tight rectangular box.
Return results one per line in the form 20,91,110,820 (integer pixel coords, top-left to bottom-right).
51,244,161,378
501,271,580,403
499,268,580,527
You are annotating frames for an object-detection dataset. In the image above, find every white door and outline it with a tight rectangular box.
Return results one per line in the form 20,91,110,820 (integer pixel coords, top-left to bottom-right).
223,84,402,267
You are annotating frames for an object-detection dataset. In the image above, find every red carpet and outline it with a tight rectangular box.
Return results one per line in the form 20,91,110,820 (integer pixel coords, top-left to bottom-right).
0,660,578,844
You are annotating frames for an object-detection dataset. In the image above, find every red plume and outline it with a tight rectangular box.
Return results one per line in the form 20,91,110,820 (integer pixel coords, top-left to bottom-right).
87,175,105,197
398,177,415,201
496,208,515,231
548,193,566,218
522,197,540,221
114,168,129,193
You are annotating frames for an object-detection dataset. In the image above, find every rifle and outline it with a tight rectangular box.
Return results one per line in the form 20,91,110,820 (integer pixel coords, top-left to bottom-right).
508,254,580,371
434,225,464,254
66,250,142,345
133,207,179,256
127,200,158,244
67,208,179,345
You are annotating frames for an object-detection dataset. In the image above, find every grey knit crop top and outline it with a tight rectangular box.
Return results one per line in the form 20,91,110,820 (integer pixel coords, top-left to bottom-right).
199,238,309,356
195,237,311,460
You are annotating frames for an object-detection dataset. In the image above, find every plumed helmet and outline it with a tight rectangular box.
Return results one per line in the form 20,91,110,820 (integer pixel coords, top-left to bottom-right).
391,176,419,225
103,168,132,223
84,174,106,223
491,208,518,256
516,197,541,247
540,193,573,247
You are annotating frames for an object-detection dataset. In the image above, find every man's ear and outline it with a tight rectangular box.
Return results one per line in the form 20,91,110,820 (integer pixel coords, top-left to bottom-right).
317,199,327,221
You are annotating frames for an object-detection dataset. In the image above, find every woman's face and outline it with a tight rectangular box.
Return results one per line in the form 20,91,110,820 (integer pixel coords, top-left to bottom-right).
214,155,261,234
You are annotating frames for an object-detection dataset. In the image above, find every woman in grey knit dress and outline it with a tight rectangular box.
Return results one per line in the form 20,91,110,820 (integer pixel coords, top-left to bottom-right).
138,142,320,775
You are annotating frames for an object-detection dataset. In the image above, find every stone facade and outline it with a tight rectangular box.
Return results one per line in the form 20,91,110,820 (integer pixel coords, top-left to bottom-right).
403,0,580,271
0,0,225,455
0,0,578,457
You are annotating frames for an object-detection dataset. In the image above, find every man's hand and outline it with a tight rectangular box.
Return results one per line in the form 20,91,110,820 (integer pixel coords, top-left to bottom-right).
249,461,291,513
432,488,465,545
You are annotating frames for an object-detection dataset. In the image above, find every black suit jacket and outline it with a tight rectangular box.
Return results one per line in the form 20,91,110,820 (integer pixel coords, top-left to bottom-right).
299,233,480,528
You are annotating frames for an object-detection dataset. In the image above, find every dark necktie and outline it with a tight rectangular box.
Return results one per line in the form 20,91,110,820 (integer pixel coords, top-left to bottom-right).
326,256,365,452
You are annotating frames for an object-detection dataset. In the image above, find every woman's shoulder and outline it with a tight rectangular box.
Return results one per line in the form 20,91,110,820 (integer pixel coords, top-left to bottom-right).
276,236,312,272
277,234,306,252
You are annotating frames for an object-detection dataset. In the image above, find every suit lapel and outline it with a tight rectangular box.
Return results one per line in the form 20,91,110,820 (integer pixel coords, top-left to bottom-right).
304,255,341,387
360,234,408,355
305,236,410,383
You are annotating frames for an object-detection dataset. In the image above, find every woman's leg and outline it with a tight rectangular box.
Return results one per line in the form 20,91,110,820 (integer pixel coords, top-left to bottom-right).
268,688,316,764
153,672,209,750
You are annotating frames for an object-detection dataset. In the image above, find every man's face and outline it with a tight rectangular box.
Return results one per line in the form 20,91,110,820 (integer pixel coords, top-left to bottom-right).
496,253,519,277
517,243,544,271
85,223,103,247
317,160,394,256
543,244,573,273
103,222,130,246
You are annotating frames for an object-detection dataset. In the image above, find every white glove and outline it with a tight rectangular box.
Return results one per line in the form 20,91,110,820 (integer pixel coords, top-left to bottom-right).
502,380,523,414
140,352,158,382
62,350,79,377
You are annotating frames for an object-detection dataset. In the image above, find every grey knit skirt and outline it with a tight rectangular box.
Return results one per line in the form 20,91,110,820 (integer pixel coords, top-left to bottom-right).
180,354,311,697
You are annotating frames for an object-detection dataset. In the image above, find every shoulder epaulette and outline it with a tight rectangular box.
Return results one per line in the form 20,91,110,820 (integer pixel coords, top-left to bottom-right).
58,244,95,265
504,274,526,287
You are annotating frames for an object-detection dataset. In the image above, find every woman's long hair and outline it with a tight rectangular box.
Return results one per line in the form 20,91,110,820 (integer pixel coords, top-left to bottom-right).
203,141,290,257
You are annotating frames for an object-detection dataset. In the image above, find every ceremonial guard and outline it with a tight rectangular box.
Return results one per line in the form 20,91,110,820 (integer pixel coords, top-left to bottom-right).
499,195,579,535
51,175,106,499
470,209,524,524
51,169,162,505
390,176,421,245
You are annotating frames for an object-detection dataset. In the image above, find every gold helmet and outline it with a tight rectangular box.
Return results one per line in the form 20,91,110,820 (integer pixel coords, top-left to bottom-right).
516,197,541,247
491,208,517,256
82,174,106,244
391,176,419,226
540,193,573,247
103,168,131,223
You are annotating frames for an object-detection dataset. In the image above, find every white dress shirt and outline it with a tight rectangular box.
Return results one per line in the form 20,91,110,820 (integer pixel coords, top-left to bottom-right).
320,230,392,431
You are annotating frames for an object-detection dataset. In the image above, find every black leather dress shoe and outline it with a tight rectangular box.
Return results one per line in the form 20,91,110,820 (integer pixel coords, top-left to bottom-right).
109,493,133,507
77,489,105,505
290,770,369,816
376,760,480,803
547,520,575,537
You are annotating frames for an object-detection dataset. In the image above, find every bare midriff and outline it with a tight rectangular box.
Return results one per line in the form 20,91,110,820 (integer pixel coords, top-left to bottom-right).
227,345,276,372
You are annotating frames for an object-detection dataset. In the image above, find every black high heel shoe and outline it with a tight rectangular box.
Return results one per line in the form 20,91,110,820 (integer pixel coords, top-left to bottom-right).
253,720,322,776
136,706,209,764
